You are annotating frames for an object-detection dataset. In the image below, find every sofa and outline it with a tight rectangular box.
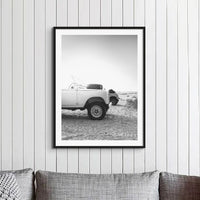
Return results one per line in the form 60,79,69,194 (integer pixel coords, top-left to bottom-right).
1,168,200,200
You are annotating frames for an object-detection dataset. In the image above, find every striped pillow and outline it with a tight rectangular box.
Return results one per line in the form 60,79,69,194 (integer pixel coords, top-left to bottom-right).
0,173,22,200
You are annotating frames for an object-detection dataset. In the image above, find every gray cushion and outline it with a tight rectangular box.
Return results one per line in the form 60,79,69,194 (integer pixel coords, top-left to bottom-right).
160,172,200,200
36,170,159,200
0,168,35,200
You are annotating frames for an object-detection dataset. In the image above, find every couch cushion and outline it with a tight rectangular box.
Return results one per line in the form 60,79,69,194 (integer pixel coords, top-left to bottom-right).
160,172,200,200
0,168,35,200
36,170,159,200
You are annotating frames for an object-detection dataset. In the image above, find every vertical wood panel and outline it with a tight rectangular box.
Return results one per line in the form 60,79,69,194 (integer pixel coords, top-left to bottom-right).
123,0,134,26
56,0,68,173
67,0,79,173
112,0,122,26
68,149,79,173
45,0,57,172
35,0,46,171
134,0,145,25
2,0,12,170
57,0,68,25
188,0,199,176
177,0,188,175
122,0,134,174
68,0,78,26
101,0,111,26
90,0,100,26
101,148,111,174
156,0,167,172
123,148,134,173
112,149,122,173
90,148,100,173
79,0,89,26
0,0,2,170
13,0,24,170
145,0,156,172
199,0,200,177
89,0,101,174
57,150,68,173
134,0,145,173
167,0,178,173
24,0,34,170
79,149,89,173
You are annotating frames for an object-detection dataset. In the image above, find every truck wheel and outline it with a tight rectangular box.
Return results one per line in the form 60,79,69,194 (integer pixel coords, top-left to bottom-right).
87,103,106,120
110,97,119,105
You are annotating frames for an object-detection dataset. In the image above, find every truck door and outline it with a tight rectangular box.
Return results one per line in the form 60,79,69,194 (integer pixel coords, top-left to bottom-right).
62,88,77,107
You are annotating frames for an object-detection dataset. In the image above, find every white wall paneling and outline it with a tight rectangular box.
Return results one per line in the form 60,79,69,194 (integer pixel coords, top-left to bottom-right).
156,0,167,172
0,0,2,170
145,0,156,172
112,0,122,26
13,0,24,170
68,0,78,27
134,0,145,173
188,0,199,176
101,0,111,26
2,0,13,170
0,0,200,176
34,0,46,171
167,0,178,174
46,0,57,172
90,148,100,174
177,0,188,175
123,0,134,26
24,0,35,170
90,0,100,27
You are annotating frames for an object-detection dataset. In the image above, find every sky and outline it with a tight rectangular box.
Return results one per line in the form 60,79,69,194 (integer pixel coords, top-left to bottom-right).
62,35,137,92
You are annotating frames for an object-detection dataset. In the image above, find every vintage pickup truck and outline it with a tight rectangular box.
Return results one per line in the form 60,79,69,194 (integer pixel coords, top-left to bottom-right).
62,83,109,120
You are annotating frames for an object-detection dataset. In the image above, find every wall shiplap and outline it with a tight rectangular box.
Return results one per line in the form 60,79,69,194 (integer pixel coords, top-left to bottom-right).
0,0,200,176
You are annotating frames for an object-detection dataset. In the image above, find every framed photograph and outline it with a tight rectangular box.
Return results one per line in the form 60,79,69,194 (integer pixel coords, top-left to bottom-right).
54,27,145,147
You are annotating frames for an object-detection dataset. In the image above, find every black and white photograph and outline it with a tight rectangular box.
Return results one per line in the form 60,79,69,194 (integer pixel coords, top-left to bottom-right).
55,27,145,147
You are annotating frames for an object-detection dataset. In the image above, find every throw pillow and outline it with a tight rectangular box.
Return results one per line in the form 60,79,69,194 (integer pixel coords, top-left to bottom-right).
36,170,159,200
160,172,200,200
0,173,22,200
0,168,35,200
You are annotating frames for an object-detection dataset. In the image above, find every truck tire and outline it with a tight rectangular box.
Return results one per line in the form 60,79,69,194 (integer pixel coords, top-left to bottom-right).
87,102,106,120
110,97,119,105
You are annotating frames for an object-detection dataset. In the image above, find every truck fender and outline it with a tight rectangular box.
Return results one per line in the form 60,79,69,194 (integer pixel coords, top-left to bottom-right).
84,97,105,108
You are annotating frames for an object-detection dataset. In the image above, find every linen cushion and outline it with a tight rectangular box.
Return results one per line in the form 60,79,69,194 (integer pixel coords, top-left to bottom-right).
36,170,159,200
160,172,200,200
0,173,22,200
0,168,35,200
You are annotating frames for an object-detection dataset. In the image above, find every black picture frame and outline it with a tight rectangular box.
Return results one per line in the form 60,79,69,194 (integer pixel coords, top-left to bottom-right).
54,27,145,148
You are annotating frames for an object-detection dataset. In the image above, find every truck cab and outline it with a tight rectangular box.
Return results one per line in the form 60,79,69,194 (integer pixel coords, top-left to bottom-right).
62,83,109,120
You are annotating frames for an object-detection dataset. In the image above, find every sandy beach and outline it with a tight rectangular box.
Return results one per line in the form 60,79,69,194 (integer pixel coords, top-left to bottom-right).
62,92,137,140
